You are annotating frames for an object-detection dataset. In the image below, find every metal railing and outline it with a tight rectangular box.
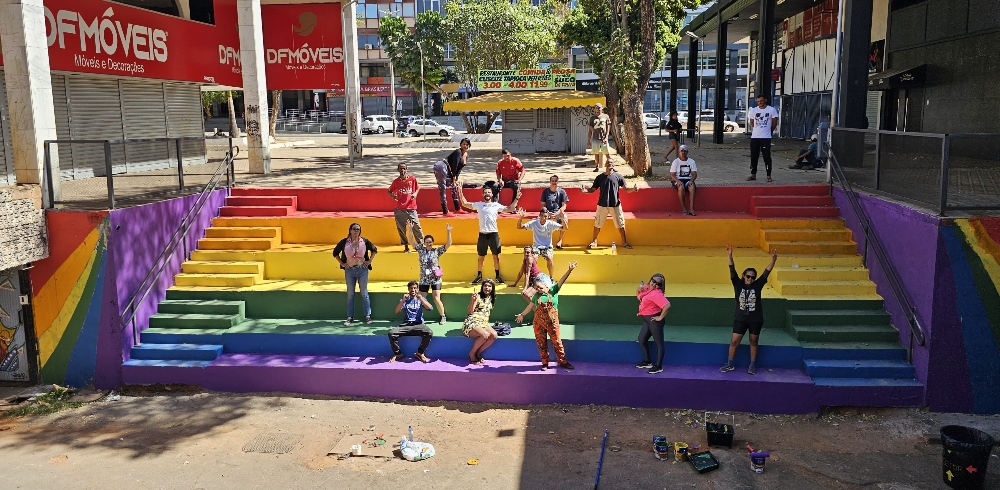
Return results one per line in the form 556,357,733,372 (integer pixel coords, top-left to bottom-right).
43,136,235,209
118,145,240,347
828,148,926,362
831,128,1000,215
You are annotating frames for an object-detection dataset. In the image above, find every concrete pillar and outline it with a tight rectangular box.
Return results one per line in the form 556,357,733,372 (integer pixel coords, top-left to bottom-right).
342,1,362,161
669,49,678,114
713,19,728,144
237,0,271,174
727,48,739,111
756,0,776,100
687,37,699,139
0,0,59,201
837,0,873,129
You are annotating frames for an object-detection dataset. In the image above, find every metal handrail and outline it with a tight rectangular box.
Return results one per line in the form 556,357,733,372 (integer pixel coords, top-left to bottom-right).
118,146,240,347
828,149,926,362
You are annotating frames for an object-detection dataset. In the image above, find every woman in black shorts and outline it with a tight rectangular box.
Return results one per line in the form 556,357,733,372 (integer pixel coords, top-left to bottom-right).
407,221,453,323
720,245,778,375
664,112,683,161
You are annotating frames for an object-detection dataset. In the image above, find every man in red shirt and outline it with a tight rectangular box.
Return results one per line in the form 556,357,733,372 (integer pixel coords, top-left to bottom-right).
493,149,525,205
389,163,423,253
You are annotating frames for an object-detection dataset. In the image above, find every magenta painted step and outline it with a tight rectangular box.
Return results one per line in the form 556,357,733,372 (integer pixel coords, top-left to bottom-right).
219,206,292,217
225,196,298,208
753,206,841,218
122,353,820,413
752,195,835,207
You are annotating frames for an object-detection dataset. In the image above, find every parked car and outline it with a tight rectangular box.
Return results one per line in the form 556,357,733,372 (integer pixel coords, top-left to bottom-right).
643,113,661,129
361,115,395,134
675,110,742,132
489,118,503,133
407,119,456,137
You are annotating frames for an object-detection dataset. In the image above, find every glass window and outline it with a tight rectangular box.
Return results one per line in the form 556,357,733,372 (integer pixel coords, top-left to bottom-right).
356,4,365,19
366,4,377,18
403,3,414,17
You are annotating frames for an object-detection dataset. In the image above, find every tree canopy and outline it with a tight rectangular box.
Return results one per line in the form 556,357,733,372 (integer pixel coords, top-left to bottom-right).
378,11,447,94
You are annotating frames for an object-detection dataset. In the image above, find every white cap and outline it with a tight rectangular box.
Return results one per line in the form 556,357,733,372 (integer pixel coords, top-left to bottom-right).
679,145,689,151
810,134,818,142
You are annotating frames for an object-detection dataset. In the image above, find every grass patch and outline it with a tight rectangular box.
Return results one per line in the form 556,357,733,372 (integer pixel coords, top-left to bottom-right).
2,387,83,418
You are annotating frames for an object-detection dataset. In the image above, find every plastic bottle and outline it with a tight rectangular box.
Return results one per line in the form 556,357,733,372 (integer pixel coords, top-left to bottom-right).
611,242,617,255
409,425,414,442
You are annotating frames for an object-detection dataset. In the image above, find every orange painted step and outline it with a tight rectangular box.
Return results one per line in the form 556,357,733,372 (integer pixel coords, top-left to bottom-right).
225,196,298,207
754,206,840,218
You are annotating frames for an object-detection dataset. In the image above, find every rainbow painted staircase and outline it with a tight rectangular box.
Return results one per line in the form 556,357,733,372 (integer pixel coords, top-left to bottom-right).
122,185,924,413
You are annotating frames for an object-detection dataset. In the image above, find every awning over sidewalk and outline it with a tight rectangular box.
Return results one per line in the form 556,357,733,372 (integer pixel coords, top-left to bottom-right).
868,65,927,91
443,90,606,112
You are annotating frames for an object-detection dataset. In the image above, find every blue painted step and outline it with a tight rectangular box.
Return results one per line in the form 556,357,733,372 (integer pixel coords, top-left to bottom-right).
142,328,229,344
130,343,224,361
804,359,915,379
800,341,907,361
812,377,923,387
123,359,214,368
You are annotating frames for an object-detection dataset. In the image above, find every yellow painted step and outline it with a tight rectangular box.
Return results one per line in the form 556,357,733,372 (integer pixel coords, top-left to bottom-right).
761,228,853,242
772,266,869,282
773,280,878,296
196,237,278,251
765,241,858,255
190,250,265,261
181,261,264,275
174,273,261,287
205,227,282,240
758,219,845,230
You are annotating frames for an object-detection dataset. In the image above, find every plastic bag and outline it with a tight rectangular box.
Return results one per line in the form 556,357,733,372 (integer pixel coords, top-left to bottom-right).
400,436,435,461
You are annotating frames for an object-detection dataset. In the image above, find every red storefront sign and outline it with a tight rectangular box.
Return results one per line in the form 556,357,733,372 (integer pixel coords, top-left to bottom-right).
261,4,345,90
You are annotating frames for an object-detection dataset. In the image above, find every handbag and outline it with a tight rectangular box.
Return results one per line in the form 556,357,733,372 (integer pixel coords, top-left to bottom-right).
433,267,444,277
493,322,512,336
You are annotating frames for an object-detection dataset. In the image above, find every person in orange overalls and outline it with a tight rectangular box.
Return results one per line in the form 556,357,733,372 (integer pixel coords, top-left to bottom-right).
515,261,579,371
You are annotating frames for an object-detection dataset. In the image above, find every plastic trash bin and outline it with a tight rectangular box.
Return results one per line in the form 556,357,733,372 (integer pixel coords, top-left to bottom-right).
940,425,996,490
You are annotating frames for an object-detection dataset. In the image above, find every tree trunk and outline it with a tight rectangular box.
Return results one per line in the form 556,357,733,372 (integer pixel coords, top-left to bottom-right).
622,90,651,176
601,70,626,163
269,90,281,137
227,91,241,138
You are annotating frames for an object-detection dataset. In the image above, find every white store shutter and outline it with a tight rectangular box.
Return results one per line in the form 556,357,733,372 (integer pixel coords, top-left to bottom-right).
67,75,127,177
121,79,170,172
164,83,207,166
51,74,75,181
0,68,12,186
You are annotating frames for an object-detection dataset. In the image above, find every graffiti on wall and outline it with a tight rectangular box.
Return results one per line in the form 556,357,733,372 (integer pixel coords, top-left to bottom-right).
0,270,29,382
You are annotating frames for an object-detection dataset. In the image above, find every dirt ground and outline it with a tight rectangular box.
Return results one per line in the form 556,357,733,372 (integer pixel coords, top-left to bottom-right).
1,387,998,489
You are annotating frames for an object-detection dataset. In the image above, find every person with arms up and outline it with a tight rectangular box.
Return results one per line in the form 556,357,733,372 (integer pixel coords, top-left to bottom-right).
463,279,498,364
332,223,378,326
492,149,525,205
457,182,521,285
581,161,638,249
406,221,452,323
635,273,671,375
432,138,471,214
587,103,612,172
748,95,779,182
515,262,580,371
720,245,778,375
388,281,434,363
670,145,698,216
389,163,422,253
540,175,570,249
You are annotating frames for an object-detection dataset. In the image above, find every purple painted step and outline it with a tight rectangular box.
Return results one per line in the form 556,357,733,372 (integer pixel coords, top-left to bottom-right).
121,354,820,413
813,378,924,407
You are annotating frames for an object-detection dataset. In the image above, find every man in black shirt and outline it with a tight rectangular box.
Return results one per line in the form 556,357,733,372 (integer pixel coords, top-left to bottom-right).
721,245,778,375
580,161,638,249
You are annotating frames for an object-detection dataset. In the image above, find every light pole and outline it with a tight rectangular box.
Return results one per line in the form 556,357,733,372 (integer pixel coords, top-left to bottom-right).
417,41,426,142
687,31,704,148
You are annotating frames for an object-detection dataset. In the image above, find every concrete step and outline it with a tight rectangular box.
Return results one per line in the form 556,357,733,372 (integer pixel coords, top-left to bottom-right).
791,325,900,342
799,341,907,360
225,196,297,208
772,266,869,282
181,261,264,275
174,273,260,287
190,250,265,262
787,309,891,326
765,241,858,255
775,280,877,296
196,237,278,251
130,343,224,361
219,205,293,217
752,196,835,207
205,226,282,239
758,219,845,230
156,299,245,316
123,359,215,368
754,206,841,218
141,327,230,344
804,359,915,379
148,313,242,330
761,229,852,242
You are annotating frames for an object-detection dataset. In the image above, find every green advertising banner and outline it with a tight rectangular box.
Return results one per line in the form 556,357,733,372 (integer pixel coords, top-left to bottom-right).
477,68,577,91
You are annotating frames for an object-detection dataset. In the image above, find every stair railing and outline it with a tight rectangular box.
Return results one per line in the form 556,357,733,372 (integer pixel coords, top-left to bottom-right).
119,146,241,347
828,150,926,363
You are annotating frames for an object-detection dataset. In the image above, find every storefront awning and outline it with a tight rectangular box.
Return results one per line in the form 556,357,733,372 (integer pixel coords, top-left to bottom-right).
868,65,927,91
443,90,606,112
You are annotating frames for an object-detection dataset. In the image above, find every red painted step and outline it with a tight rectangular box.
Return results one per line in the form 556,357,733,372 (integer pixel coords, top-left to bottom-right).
753,206,841,218
225,196,298,208
752,195,835,207
219,206,293,217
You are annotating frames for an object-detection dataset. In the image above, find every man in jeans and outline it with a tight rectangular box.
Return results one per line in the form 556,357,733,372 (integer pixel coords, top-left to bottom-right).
748,95,779,182
389,163,422,253
432,138,471,214
457,182,521,284
492,149,525,205
388,281,434,363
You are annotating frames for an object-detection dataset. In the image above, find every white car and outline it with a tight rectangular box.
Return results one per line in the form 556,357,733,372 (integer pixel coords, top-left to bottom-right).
643,113,661,129
361,115,394,134
407,119,455,137
489,118,503,133
677,111,742,132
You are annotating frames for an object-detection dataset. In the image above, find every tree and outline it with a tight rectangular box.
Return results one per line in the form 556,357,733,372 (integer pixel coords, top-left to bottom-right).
201,91,227,121
443,0,565,132
379,12,447,113
560,0,699,176
269,90,281,138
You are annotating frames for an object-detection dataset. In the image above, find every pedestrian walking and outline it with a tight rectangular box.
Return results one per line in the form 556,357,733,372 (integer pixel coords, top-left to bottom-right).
663,112,683,161
588,103,612,172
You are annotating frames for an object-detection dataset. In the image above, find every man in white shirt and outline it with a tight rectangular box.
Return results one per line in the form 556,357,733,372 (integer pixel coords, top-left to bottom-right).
748,95,779,182
457,183,521,285
670,145,698,216
516,208,566,277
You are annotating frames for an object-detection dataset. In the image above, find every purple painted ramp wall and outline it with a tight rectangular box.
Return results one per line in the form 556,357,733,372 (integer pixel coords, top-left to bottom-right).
833,189,972,412
94,190,228,389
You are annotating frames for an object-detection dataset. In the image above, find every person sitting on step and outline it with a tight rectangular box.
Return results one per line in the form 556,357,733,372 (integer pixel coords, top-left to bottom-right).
388,281,434,363
463,279,498,364
789,134,823,170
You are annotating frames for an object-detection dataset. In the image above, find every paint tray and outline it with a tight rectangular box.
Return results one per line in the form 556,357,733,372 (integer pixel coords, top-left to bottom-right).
704,411,735,448
688,451,720,474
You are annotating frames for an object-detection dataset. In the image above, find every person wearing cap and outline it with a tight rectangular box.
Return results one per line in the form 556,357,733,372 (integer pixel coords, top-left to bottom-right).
587,103,612,172
789,134,822,170
669,145,698,216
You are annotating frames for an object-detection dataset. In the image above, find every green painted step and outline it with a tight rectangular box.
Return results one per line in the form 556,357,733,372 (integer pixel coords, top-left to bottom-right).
791,325,900,342
787,309,890,326
157,300,246,317
148,313,242,330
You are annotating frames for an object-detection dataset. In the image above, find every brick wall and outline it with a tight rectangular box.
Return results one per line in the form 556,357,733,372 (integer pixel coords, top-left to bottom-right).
0,185,48,270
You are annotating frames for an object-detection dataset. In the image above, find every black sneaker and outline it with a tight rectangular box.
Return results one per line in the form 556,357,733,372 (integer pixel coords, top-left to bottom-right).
747,364,757,375
559,362,575,370
403,245,410,253
495,276,505,285
719,363,735,373
471,274,483,285
647,365,663,374
635,361,653,369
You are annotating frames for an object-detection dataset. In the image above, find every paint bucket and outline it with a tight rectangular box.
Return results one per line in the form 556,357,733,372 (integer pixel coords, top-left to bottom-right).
673,442,688,462
653,435,670,460
351,444,362,456
749,451,770,473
